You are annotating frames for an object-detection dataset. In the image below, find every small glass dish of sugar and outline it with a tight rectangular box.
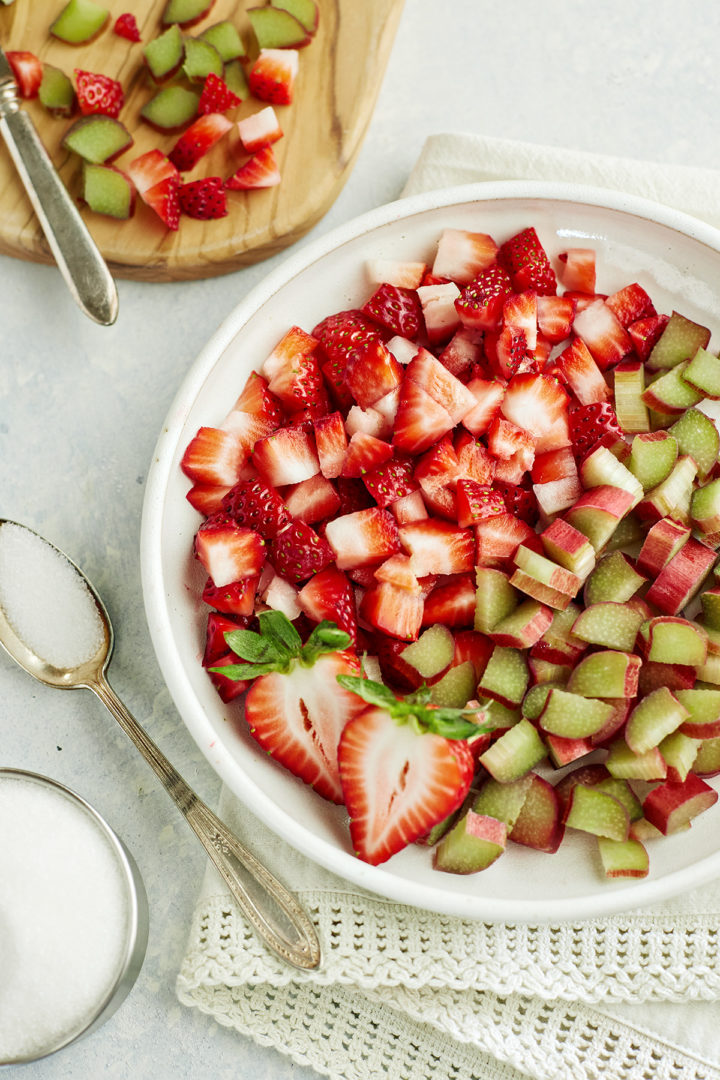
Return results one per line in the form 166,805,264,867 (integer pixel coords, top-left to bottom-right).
0,768,149,1065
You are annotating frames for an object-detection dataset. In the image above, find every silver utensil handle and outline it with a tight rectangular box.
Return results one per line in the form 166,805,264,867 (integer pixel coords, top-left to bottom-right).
0,78,118,326
90,673,321,971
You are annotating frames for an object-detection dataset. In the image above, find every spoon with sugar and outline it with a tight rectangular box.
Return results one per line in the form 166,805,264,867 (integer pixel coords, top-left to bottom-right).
0,519,321,971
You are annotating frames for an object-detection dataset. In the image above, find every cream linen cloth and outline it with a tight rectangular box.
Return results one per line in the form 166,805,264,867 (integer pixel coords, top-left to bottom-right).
177,134,720,1080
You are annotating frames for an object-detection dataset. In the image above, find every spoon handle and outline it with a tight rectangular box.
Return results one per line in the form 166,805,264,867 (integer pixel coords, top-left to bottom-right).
89,673,321,970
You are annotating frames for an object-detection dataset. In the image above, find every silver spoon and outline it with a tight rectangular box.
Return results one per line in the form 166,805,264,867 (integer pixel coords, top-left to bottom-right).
0,519,321,971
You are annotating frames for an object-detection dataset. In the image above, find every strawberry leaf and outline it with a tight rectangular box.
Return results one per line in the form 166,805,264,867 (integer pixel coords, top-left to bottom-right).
257,609,303,652
301,620,352,664
337,674,398,710
224,627,286,664
337,674,489,739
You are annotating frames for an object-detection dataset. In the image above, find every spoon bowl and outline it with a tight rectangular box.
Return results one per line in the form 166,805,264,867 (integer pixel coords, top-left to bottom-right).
0,518,321,971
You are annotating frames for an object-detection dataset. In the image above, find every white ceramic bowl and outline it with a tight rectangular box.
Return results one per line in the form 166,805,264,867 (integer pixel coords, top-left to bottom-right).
141,180,720,922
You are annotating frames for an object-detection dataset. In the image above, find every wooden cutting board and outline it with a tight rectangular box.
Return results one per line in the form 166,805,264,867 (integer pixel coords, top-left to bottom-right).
0,0,405,280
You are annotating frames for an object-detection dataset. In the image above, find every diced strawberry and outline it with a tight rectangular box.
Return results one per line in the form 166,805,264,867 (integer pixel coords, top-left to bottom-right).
206,652,249,702
74,69,124,117
169,113,232,171
605,283,657,327
194,516,266,586
312,411,348,478
236,105,282,152
392,379,456,454
487,416,535,461
138,173,180,230
493,480,539,525
414,434,460,491
390,489,428,524
568,401,624,459
313,309,385,364
181,426,248,486
554,338,611,405
533,475,583,517
456,480,505,527
253,424,320,486
437,327,485,381
627,314,669,360
325,507,401,569
229,370,285,424
297,565,358,643
335,477,375,515
7,51,43,98
572,298,633,370
186,483,231,515
361,283,423,340
420,575,476,627
475,512,534,565
404,348,478,424
493,327,535,380
360,581,425,641
368,633,422,689
499,372,569,444
113,12,141,41
269,519,334,582
455,265,513,330
362,455,418,507
431,228,499,284
126,149,178,194
398,519,475,576
365,259,427,290
225,145,281,190
414,282,460,344
260,326,327,416
338,704,474,864
531,445,578,484
461,377,506,436
179,176,228,220
374,553,422,590
536,294,575,344
342,433,393,478
557,249,596,294
503,290,538,352
198,72,241,115
202,575,259,617
498,227,557,295
248,47,299,105
454,430,495,484
343,340,404,409
284,474,341,523
222,477,292,538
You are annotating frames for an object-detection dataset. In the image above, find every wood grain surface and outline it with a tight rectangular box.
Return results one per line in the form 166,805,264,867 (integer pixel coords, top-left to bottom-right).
0,0,405,280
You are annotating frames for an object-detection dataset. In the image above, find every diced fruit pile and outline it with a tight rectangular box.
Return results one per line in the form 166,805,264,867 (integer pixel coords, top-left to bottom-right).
4,0,318,226
181,221,720,877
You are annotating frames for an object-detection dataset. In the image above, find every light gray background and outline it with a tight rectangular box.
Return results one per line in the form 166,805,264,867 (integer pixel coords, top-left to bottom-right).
2,1,719,1076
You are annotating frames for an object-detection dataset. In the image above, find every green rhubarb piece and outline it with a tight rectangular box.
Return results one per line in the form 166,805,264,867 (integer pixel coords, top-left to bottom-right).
565,784,630,841
693,735,720,775
82,163,133,218
641,361,704,413
627,431,678,491
539,519,596,579
669,408,719,480
38,65,75,117
583,551,645,606
528,657,572,684
144,24,185,81
691,478,720,539
480,698,523,731
696,653,720,685
472,775,534,829
637,454,697,523
566,650,640,698
162,0,215,27
597,836,649,878
532,602,586,664
140,85,200,131
636,517,691,577
474,567,518,633
61,115,133,163
521,681,562,721
401,624,455,679
645,616,708,666
271,0,319,32
478,717,546,782
613,361,650,434
513,545,581,596
489,599,554,649
223,58,250,98
50,0,109,43
701,588,720,631
659,730,700,782
564,490,632,553
595,777,643,822
571,601,645,652
677,687,720,729
684,347,720,399
248,5,311,47
578,444,643,506
625,686,689,756
646,310,711,371
477,645,529,708
538,689,612,739
606,739,667,781
199,20,246,61
183,37,224,82
602,513,644,553
428,661,476,709
507,774,563,852
433,810,507,874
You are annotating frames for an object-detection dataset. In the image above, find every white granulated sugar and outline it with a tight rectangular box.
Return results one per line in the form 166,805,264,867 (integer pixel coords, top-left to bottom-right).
0,524,105,668
0,775,130,1063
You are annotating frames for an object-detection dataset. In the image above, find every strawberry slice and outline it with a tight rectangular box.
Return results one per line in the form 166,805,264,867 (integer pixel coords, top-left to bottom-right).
499,372,569,443
421,575,476,627
398,519,475,576
237,106,283,152
461,377,506,437
283,473,341,523
198,72,242,115
557,249,596,293
248,47,299,105
169,113,232,171
392,379,455,455
179,177,228,220
336,677,478,864
225,145,281,190
270,519,334,582
431,228,499,284
297,566,358,643
572,298,633,370
475,512,534,565
554,338,611,406
181,426,248,486
75,69,124,117
360,581,425,641
498,226,557,295
405,348,478,424
253,424,320,486
324,507,401,570
536,295,575,344
361,283,423,340
342,433,393,478
312,411,348,478
6,51,43,98
194,516,267,587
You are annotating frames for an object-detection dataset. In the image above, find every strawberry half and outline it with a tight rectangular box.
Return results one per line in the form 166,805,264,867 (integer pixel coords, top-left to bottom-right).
74,69,124,118
336,677,479,864
248,48,299,105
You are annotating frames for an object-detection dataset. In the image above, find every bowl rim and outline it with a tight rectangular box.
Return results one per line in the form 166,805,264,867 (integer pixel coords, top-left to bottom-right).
141,179,720,922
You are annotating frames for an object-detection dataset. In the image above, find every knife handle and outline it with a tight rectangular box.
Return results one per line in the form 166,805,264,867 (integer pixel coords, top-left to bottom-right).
0,77,118,326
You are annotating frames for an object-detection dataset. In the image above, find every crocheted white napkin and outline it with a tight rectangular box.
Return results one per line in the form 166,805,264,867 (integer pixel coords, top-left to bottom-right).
177,134,720,1080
